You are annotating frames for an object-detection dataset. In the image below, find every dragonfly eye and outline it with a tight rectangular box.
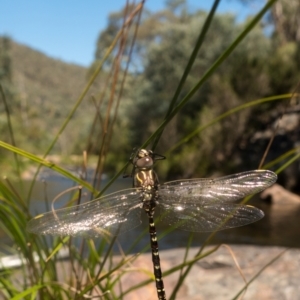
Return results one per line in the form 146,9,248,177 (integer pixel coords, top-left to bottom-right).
132,149,164,169
136,156,153,168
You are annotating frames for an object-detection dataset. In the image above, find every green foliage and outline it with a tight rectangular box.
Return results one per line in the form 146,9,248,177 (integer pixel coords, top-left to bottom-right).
268,42,300,94
91,1,298,178
121,10,278,176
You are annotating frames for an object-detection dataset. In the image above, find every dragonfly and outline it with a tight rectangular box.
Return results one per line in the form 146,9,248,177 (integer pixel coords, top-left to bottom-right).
27,149,277,300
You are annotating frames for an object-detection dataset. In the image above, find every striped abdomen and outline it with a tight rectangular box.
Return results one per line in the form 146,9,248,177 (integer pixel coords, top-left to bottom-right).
134,168,166,300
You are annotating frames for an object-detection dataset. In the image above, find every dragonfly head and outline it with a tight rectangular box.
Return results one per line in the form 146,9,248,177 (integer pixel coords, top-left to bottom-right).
123,149,166,177
134,149,166,169
134,149,154,169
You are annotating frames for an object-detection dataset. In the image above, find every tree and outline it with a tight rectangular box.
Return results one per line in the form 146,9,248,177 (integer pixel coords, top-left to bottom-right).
93,2,298,178
270,0,300,45
124,11,272,176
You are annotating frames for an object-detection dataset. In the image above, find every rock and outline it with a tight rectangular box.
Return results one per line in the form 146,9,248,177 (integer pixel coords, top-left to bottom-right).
117,245,300,300
261,184,300,204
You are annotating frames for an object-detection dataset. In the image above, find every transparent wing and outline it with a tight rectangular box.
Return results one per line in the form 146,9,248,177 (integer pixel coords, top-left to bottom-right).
157,170,275,231
159,170,277,203
27,188,143,238
159,201,264,232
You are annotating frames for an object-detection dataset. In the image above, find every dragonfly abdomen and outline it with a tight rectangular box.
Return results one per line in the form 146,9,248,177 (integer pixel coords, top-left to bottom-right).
133,152,166,300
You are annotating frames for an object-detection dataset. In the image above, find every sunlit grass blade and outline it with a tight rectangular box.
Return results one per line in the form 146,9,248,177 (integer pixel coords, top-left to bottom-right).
120,245,220,299
231,249,288,300
0,275,19,297
0,140,97,194
143,0,278,149
168,94,293,153
152,0,221,149
10,284,46,300
263,147,300,170
45,237,70,262
26,3,145,203
0,85,22,183
275,151,300,174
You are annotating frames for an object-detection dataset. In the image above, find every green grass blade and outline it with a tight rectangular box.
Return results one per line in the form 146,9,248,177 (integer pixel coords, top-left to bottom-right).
45,236,70,262
152,0,221,149
143,0,278,149
231,249,288,300
0,140,97,194
10,284,45,300
0,84,22,183
26,4,145,203
263,147,300,169
168,94,292,152
275,151,300,174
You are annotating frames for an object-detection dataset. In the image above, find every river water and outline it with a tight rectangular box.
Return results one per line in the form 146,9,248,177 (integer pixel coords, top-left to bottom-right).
2,171,300,255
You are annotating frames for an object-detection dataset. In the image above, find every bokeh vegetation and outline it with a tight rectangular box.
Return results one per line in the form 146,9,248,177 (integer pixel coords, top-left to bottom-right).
0,1,298,180
1,0,299,183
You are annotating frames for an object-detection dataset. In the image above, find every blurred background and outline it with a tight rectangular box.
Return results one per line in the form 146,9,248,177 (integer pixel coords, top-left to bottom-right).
0,0,298,184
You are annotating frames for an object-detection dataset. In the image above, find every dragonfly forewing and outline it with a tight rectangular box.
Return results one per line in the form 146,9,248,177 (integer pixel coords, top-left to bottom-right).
27,188,143,238
157,170,276,232
159,170,277,203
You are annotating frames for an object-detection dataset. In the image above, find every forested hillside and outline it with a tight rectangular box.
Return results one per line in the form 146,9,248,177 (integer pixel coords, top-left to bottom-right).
10,41,87,115
0,38,102,158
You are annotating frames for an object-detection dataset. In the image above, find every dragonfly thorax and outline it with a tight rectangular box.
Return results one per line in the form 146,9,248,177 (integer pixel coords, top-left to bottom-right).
132,150,159,210
132,149,161,191
133,169,157,189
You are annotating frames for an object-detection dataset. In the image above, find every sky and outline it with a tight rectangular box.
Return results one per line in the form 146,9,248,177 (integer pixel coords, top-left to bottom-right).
0,0,261,67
